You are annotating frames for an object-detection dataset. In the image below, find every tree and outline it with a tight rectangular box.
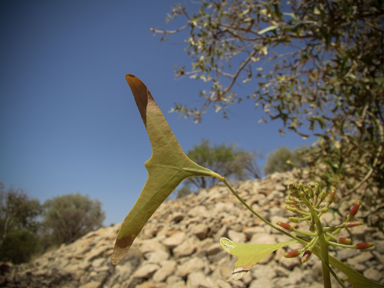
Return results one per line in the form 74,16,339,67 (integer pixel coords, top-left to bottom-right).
264,145,308,175
152,0,384,200
184,139,261,189
175,186,193,198
0,183,42,263
42,193,105,245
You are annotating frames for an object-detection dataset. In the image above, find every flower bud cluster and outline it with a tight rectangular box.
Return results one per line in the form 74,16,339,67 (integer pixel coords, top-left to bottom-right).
280,182,374,263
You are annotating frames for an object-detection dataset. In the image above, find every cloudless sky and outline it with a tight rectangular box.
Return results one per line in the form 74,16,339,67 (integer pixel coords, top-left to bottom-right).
0,0,311,226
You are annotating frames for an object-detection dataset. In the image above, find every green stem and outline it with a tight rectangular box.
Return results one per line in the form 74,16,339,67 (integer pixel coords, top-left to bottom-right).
220,178,307,245
302,193,332,288
293,229,317,237
313,247,347,288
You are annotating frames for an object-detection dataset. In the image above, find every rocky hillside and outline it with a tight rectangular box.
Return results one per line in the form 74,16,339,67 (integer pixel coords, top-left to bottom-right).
1,172,383,288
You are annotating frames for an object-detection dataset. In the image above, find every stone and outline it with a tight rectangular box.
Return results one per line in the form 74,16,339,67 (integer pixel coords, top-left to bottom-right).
249,277,274,288
266,191,284,201
167,275,183,285
133,264,160,278
188,205,208,218
279,255,301,270
169,281,187,288
173,236,199,258
347,251,374,265
140,238,168,254
363,266,383,283
84,246,109,262
311,261,324,282
176,257,206,277
169,212,184,223
152,260,176,282
216,279,232,288
92,258,106,268
146,250,170,263
274,265,290,277
374,240,384,254
373,251,384,265
191,223,209,240
114,264,134,282
206,243,222,256
162,232,186,249
251,265,277,279
91,270,110,283
334,248,360,261
78,282,102,288
249,233,276,244
136,282,166,288
187,271,218,288
227,229,246,243
214,225,228,241
287,266,305,284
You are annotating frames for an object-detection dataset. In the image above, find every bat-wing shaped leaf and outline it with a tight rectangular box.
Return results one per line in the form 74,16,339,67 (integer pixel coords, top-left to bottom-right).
112,75,221,265
220,237,297,280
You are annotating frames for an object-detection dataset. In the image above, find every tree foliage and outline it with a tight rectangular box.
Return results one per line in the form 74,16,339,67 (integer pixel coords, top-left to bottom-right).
185,139,261,189
42,193,105,245
263,145,308,175
175,186,193,198
0,229,41,264
152,0,384,203
0,183,42,263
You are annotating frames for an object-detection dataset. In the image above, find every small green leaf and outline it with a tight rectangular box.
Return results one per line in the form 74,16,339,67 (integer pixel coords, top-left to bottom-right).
283,12,296,19
258,25,278,35
261,46,268,56
112,75,222,265
220,237,297,280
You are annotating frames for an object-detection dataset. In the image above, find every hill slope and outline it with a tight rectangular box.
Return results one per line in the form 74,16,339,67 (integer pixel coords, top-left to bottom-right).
1,172,383,288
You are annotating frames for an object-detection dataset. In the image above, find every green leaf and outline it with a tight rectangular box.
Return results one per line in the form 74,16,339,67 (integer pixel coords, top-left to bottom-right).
258,25,278,35
328,253,384,288
112,75,222,265
220,237,297,280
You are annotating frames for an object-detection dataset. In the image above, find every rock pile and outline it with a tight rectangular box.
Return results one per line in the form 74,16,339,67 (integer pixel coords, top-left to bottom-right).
1,172,383,288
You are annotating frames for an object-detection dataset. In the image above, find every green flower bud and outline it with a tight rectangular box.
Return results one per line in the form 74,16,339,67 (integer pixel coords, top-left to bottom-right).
321,207,328,213
286,205,297,213
307,183,314,198
289,217,300,223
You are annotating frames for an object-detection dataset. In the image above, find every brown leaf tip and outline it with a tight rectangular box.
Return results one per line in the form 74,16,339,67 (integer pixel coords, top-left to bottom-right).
125,74,149,125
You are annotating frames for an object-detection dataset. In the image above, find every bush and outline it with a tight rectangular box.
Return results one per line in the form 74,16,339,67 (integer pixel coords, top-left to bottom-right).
0,229,41,264
264,146,308,175
42,193,105,245
0,184,42,263
185,139,261,189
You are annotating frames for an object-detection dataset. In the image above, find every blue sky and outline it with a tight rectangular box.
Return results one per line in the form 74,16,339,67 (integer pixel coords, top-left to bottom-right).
0,0,311,226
